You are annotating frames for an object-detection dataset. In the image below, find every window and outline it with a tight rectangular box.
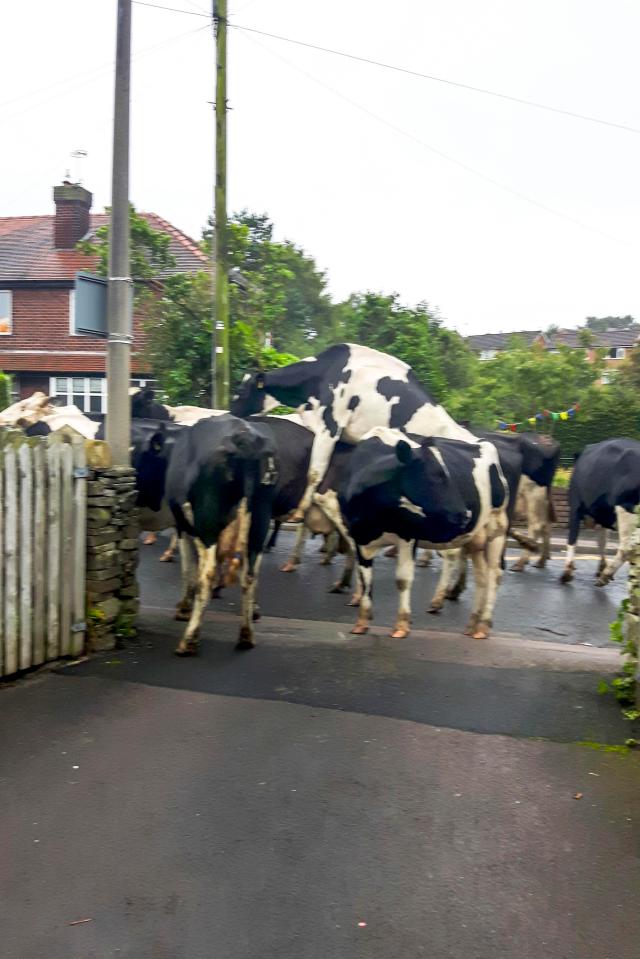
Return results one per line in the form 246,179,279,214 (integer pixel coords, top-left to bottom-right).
0,290,12,334
600,370,618,385
609,347,625,359
479,349,497,361
50,376,107,413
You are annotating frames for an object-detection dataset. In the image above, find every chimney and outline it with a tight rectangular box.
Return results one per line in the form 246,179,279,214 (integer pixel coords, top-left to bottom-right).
53,180,92,249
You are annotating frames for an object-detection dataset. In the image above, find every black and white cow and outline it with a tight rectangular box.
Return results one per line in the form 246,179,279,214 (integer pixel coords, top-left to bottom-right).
231,344,479,520
561,437,640,586
339,428,510,640
132,415,279,652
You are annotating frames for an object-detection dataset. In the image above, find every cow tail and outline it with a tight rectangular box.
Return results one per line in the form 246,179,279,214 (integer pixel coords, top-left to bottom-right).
509,528,541,553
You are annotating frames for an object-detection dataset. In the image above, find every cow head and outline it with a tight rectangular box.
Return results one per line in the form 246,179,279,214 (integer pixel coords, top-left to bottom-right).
230,372,273,417
131,387,171,422
132,419,182,513
394,440,472,538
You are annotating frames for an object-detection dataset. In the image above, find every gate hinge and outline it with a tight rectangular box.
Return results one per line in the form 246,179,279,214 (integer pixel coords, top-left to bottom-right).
73,467,91,479
71,621,87,633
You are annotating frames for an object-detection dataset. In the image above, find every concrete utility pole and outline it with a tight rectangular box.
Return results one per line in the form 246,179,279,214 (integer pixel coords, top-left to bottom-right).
106,0,132,465
212,0,229,409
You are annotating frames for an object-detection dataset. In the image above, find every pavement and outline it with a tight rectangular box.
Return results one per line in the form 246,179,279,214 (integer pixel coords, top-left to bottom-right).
0,534,638,958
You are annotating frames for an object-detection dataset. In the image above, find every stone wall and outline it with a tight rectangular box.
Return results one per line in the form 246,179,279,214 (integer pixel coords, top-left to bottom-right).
85,463,139,651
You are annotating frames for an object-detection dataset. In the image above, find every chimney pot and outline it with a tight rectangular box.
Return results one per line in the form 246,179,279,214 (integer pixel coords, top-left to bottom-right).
53,182,92,249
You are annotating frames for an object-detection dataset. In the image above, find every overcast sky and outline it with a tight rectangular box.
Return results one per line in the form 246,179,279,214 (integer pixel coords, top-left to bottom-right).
2,0,639,334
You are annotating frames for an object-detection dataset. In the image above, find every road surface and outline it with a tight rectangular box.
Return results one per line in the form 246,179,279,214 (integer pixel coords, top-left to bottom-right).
0,534,637,958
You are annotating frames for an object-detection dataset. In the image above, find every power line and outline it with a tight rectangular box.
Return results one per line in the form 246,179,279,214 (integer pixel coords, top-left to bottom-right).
235,27,632,247
132,1,209,17
230,22,640,137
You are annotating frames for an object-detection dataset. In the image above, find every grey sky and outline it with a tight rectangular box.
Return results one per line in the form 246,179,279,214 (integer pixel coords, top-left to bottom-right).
2,0,639,334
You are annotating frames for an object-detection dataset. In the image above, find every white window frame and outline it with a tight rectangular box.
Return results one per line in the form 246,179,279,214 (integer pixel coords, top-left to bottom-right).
609,346,625,359
49,375,107,414
479,349,497,361
69,290,76,335
0,289,12,335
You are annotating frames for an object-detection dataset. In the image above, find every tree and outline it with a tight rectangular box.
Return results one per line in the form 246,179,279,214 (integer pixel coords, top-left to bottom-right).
585,315,635,332
0,371,11,411
204,211,332,356
77,205,175,299
445,343,602,428
331,292,477,401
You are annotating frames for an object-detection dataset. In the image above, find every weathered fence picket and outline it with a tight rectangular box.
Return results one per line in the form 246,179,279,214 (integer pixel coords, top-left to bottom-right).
0,431,88,678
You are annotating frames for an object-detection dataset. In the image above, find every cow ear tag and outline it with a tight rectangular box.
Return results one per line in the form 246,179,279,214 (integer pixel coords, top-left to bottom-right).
256,373,266,390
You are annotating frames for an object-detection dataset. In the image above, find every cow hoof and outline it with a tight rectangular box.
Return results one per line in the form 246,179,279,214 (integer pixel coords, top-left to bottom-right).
534,560,546,569
596,576,611,587
159,550,174,563
174,607,192,622
280,561,298,573
174,640,198,656
473,624,490,640
319,557,333,566
560,571,574,584
350,623,369,635
416,558,431,568
427,605,442,615
347,595,361,607
390,626,410,639
329,582,346,594
445,589,463,602
236,628,256,650
510,562,525,573
252,607,261,622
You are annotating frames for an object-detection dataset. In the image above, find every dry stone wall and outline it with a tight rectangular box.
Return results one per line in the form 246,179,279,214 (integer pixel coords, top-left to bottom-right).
85,461,139,651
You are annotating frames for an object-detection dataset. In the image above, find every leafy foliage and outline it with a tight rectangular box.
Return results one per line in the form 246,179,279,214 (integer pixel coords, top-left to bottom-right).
586,315,636,332
330,292,476,402
77,205,175,300
0,371,11,411
599,595,640,722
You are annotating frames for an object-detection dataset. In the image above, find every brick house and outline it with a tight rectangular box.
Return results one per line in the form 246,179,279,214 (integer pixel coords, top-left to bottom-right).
0,181,208,410
466,325,639,384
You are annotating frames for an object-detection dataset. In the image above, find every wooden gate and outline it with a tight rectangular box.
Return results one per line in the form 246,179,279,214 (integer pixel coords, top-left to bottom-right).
0,431,87,677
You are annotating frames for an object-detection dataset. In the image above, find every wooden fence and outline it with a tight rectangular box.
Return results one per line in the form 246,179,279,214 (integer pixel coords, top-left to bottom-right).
0,430,87,677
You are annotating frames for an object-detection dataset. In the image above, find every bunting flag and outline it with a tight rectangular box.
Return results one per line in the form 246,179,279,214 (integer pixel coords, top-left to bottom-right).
497,402,579,432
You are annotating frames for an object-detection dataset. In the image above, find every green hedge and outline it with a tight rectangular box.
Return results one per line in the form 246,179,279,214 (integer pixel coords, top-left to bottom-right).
0,372,11,412
551,385,640,459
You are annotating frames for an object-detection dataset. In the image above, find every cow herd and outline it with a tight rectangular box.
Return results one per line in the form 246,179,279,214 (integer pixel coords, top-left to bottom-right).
2,343,639,655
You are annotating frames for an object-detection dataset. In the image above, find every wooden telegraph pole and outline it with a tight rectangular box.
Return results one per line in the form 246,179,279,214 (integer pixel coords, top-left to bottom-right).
212,0,229,409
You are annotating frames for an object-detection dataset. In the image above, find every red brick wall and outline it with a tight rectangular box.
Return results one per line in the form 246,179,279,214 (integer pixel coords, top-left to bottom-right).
0,287,149,374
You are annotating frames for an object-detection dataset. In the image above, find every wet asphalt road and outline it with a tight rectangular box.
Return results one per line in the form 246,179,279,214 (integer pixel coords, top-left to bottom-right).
1,532,638,958
140,530,626,648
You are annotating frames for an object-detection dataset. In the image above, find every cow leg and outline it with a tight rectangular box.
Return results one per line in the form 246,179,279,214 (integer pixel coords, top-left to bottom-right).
473,530,507,639
594,527,608,578
416,548,433,568
175,535,198,620
320,529,339,565
391,539,415,638
329,537,357,594
175,542,216,655
560,507,582,584
291,430,338,521
237,501,272,648
464,547,488,638
597,508,635,586
264,520,281,553
445,549,467,600
351,547,375,635
160,530,178,563
427,550,456,613
534,514,552,568
281,523,307,572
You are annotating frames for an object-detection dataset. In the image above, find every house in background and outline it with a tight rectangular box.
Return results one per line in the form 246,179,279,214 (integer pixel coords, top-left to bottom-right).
0,180,208,409
466,325,639,384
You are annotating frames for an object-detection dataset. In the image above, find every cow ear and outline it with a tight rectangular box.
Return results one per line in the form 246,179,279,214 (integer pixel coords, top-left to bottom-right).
256,372,266,391
396,440,413,465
